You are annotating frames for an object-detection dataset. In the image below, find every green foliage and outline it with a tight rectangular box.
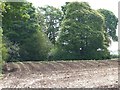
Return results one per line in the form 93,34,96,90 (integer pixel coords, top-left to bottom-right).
2,37,9,61
2,2,36,41
2,2,52,61
37,6,62,45
61,2,91,16
19,30,52,60
0,28,2,62
98,9,118,41
3,37,19,62
53,2,110,60
2,1,117,61
50,46,78,60
110,54,118,59
0,2,3,74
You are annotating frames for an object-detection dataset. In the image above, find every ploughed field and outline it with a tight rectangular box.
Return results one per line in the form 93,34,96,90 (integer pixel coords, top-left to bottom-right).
0,60,119,88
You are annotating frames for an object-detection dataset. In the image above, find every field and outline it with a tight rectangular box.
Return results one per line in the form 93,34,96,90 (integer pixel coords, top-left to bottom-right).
0,60,118,89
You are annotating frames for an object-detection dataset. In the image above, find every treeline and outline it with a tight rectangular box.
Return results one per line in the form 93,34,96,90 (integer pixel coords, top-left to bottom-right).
0,1,118,61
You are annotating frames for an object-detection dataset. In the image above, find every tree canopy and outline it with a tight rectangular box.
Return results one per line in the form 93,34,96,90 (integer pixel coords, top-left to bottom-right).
98,9,118,41
2,2,52,61
1,1,118,61
0,28,2,61
37,6,62,45
52,2,110,60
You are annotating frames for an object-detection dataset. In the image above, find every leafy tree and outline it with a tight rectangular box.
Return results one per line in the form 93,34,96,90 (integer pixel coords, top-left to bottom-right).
0,2,5,61
53,2,110,60
2,2,36,43
37,6,62,45
2,2,52,61
98,9,118,41
0,28,2,61
0,2,2,61
0,28,2,74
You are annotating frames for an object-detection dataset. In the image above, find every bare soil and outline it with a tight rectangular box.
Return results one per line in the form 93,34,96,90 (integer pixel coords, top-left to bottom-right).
0,60,119,89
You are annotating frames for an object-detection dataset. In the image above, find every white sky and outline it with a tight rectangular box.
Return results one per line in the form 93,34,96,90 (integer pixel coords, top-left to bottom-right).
27,0,119,53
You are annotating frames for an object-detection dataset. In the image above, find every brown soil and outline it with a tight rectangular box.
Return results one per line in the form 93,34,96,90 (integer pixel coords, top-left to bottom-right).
0,60,119,89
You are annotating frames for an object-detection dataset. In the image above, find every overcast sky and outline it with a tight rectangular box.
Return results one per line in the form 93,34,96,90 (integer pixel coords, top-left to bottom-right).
27,0,119,53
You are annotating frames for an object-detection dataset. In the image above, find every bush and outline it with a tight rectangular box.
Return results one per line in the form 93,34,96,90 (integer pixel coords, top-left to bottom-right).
19,30,52,61
110,54,118,59
2,37,20,62
2,43,9,61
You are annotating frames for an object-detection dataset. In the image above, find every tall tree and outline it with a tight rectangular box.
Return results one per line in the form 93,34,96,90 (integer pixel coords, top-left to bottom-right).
98,9,118,41
0,28,2,61
0,2,8,62
0,27,2,74
0,2,5,59
2,2,52,61
53,2,110,60
0,2,3,61
37,6,62,45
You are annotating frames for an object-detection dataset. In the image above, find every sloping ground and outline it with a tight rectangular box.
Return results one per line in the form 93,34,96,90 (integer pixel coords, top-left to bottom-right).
0,60,118,89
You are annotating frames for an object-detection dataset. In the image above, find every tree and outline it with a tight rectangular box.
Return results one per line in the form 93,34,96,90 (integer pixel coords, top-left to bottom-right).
2,2,35,43
53,2,110,60
0,2,5,61
0,28,2,74
0,2,2,61
2,2,52,61
19,30,52,60
37,6,62,45
98,9,118,41
0,28,2,61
